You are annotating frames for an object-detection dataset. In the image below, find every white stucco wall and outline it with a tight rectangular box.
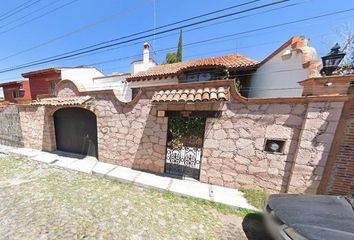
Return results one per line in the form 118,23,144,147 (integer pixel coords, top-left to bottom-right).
248,45,309,98
131,60,157,74
61,68,104,90
92,75,179,101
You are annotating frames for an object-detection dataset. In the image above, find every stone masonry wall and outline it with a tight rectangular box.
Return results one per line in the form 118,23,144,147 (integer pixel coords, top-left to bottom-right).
18,105,51,151
200,101,306,193
91,91,167,173
287,102,343,194
4,79,345,194
0,105,23,147
18,81,167,174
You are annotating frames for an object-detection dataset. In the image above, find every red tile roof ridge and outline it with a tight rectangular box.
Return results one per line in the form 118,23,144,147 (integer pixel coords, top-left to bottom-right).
127,53,259,81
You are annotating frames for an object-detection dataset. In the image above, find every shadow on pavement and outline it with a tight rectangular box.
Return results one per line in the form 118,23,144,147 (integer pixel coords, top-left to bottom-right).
242,213,274,240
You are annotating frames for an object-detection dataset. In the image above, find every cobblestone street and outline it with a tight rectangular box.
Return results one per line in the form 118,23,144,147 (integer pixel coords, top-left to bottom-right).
0,155,253,240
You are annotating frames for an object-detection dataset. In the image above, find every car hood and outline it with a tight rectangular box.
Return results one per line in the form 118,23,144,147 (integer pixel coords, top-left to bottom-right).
267,194,354,240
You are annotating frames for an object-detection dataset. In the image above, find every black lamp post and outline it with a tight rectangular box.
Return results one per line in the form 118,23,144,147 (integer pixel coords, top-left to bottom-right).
320,43,346,76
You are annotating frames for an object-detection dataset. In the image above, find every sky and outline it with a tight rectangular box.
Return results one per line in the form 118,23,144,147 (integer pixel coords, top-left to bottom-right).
0,0,353,89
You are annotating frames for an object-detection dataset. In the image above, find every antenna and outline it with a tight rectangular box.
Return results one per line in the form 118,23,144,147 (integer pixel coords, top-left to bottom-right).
152,0,157,56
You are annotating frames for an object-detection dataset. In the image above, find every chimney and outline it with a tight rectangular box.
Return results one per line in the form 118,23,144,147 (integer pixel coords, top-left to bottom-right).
143,42,150,65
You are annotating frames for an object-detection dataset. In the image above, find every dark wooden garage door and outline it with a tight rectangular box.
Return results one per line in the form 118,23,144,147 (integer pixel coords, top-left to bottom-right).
54,107,98,158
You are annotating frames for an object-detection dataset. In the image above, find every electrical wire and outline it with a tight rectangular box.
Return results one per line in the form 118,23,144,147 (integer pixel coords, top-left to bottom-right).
0,0,263,63
0,0,65,29
2,6,350,75
0,0,81,36
0,0,150,62
0,0,41,22
0,0,290,73
42,1,303,64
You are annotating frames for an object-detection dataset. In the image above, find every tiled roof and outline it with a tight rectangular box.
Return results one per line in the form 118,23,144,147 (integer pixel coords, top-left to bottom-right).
152,87,229,103
127,54,259,81
31,96,92,106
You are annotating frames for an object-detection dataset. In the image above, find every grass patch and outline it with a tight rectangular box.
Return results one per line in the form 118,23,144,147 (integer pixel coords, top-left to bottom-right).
240,188,269,209
160,190,256,217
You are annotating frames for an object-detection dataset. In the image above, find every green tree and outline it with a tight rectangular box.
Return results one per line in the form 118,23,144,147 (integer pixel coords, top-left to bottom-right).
163,30,183,64
176,29,183,62
164,52,178,64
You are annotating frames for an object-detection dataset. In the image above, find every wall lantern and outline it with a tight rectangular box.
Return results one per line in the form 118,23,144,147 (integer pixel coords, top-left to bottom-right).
320,43,346,76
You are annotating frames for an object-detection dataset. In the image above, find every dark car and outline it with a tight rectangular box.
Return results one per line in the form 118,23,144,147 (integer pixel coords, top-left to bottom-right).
263,194,354,240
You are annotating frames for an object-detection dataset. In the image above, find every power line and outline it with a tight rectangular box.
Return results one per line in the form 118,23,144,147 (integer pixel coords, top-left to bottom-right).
0,0,80,36
53,1,303,63
0,1,150,62
4,5,353,75
0,36,326,84
0,0,61,29
0,0,291,73
0,0,41,22
0,0,262,62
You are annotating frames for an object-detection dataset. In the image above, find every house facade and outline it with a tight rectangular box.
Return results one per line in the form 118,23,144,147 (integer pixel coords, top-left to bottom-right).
248,36,321,97
0,74,352,194
0,80,31,103
92,36,320,101
0,67,105,104
0,36,353,195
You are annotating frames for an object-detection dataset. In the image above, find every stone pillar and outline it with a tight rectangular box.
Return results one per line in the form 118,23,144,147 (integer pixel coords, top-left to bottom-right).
287,101,344,193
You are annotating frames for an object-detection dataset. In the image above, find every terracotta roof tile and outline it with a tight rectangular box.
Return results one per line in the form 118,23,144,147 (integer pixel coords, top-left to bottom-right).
31,96,92,106
127,53,259,81
152,86,229,103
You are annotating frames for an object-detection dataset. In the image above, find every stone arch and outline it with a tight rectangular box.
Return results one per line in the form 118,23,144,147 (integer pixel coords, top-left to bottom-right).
54,79,83,97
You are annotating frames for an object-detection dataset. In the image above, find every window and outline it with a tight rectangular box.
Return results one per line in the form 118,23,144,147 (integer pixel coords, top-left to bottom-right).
181,71,215,83
18,89,25,97
50,81,56,93
11,90,19,99
131,88,140,100
199,72,212,81
264,139,286,154
186,73,199,82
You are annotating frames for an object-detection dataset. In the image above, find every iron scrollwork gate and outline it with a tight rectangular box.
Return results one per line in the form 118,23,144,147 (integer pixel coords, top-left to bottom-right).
165,114,206,180
165,146,202,179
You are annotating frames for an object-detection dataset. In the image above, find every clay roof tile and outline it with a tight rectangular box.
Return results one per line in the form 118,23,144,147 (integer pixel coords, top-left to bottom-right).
151,86,230,103
127,53,259,81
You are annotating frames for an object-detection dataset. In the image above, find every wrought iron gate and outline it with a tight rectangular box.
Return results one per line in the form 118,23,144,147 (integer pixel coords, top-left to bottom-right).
166,146,202,179
165,114,206,180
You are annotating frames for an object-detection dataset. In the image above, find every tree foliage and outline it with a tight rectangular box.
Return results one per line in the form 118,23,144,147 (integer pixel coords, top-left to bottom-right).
176,29,183,62
167,116,205,148
163,30,183,64
164,52,178,64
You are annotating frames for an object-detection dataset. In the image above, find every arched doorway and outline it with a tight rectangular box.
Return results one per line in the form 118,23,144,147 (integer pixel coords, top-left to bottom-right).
54,107,98,158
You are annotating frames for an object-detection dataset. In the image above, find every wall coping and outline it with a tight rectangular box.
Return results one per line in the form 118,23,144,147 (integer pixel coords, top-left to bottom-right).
15,77,351,108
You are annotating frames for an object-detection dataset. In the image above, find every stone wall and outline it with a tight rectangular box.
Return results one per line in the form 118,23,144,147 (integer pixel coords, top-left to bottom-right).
18,81,167,174
200,101,306,193
92,91,167,173
2,79,347,194
0,105,23,147
18,106,49,150
287,102,343,194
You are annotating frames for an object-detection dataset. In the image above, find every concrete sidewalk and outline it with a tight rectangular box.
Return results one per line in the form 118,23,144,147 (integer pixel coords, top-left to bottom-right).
0,145,255,210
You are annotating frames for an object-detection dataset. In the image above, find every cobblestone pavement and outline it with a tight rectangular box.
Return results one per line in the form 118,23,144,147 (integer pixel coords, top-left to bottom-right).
0,156,252,240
